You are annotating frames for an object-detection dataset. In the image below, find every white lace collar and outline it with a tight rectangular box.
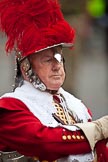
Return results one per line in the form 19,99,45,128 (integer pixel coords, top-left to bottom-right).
2,81,91,127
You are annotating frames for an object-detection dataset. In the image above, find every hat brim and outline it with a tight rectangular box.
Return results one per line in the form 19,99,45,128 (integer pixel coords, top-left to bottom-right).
20,43,73,62
34,43,73,53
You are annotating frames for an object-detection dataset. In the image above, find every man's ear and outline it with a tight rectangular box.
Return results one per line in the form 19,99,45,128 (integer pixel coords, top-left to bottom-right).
20,58,31,81
20,64,26,80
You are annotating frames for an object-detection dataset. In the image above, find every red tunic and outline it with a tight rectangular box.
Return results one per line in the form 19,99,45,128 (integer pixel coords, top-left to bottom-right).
0,97,108,161
0,97,91,161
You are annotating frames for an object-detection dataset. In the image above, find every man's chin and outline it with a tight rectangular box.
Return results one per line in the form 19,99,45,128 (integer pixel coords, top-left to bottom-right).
48,83,62,91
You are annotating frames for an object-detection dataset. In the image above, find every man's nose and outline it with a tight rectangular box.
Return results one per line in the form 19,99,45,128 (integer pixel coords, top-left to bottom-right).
52,59,62,71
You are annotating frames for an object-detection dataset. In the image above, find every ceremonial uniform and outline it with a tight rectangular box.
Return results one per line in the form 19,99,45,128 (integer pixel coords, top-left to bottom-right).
0,81,93,162
0,0,108,162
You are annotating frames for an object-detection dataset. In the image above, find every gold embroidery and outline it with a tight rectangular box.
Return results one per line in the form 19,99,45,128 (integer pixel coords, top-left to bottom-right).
53,101,76,125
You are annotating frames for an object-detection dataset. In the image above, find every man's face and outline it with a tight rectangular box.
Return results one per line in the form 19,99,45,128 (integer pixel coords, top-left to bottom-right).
29,46,65,90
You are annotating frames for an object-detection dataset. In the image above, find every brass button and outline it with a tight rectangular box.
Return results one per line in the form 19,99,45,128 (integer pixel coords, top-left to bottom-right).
81,135,85,139
72,135,76,139
62,135,67,140
67,135,71,140
76,135,80,140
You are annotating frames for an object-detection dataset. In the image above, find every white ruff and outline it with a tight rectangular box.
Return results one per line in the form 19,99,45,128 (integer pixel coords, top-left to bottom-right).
1,81,93,162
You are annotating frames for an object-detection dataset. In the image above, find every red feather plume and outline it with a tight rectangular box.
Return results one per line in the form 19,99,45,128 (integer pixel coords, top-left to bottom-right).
0,0,75,57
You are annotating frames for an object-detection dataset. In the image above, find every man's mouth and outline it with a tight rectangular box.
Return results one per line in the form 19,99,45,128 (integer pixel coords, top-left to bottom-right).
51,75,61,79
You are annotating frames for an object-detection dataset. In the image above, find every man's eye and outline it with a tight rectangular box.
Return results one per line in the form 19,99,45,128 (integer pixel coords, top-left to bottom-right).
43,58,52,63
45,58,52,62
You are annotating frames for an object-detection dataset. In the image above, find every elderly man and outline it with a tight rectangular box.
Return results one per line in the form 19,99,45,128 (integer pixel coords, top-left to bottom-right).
0,0,108,162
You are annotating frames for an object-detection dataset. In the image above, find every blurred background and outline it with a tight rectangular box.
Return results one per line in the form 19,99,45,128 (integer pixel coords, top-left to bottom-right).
0,0,108,120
